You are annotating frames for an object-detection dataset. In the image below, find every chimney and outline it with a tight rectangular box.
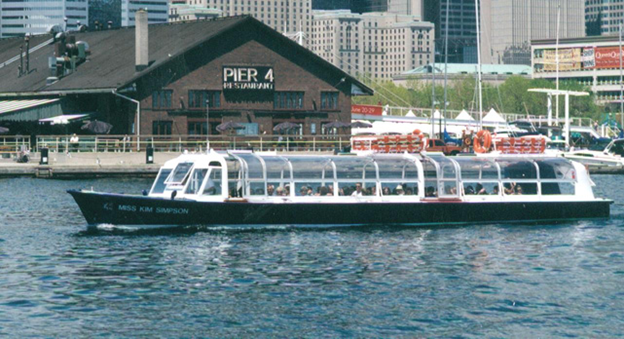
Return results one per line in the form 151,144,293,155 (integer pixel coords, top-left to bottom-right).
135,9,148,72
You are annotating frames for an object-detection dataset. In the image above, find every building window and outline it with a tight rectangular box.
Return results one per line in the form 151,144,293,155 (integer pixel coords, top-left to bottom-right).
152,90,172,109
188,122,208,135
321,92,339,110
188,90,221,108
274,91,304,109
153,121,172,135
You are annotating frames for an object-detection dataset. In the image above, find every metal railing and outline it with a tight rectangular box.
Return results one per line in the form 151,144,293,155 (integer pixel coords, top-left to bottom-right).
35,134,352,153
379,105,596,128
0,136,31,158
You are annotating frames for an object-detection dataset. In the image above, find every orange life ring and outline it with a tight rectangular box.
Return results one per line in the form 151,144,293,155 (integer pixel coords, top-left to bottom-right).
473,130,492,153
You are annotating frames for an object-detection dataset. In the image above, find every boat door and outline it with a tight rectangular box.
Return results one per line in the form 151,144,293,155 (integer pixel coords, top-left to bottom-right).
423,155,460,199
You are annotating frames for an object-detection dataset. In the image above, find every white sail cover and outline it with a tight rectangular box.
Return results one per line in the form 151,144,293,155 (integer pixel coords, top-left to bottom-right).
483,108,506,122
455,109,475,121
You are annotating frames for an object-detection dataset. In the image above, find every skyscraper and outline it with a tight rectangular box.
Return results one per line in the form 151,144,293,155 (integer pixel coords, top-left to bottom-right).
585,0,623,36
424,0,477,63
0,0,88,38
481,0,585,65
351,0,422,17
89,0,121,30
121,0,169,26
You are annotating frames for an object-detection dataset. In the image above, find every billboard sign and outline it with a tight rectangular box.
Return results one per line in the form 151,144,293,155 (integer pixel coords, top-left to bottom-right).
542,48,582,71
594,47,624,69
223,66,274,90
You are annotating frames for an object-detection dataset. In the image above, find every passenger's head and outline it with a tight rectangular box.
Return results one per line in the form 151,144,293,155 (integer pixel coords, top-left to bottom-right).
396,185,404,194
355,182,362,191
320,186,329,196
267,184,275,195
276,187,284,196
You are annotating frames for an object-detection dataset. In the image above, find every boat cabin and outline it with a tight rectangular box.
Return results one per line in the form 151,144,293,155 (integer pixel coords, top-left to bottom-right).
148,152,593,203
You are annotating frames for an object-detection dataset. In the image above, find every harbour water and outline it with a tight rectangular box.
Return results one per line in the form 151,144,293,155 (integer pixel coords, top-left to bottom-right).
0,176,623,337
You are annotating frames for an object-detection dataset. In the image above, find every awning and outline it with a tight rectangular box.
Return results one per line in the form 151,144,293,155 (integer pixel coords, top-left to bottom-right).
39,114,89,125
0,98,62,121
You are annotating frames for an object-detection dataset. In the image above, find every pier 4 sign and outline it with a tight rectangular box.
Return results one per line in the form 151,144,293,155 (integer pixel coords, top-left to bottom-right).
223,66,274,90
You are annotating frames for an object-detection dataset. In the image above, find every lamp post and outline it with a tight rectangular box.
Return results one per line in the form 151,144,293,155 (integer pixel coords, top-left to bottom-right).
206,99,210,151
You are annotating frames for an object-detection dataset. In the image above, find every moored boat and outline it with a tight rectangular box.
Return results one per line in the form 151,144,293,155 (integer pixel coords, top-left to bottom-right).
68,150,612,229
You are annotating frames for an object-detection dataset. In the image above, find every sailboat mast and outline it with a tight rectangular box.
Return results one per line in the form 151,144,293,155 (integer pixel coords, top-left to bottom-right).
556,2,561,125
442,0,450,137
475,0,483,129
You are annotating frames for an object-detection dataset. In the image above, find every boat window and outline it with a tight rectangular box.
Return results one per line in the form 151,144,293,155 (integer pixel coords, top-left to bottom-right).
381,182,418,196
497,160,537,179
202,169,222,196
463,182,498,195
428,155,459,197
290,157,334,180
503,182,537,195
248,182,266,195
339,182,376,196
422,160,438,197
535,159,575,180
235,153,265,179
225,156,243,197
455,158,499,180
185,168,208,194
376,158,418,179
267,182,289,196
542,182,575,195
333,157,374,180
264,156,292,180
151,168,172,194
166,162,194,185
297,183,334,197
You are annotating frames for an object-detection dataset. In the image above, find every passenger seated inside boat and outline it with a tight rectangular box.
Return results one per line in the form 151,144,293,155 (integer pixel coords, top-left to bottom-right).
491,186,499,195
351,183,364,196
425,186,436,197
267,184,275,196
475,184,487,195
396,185,405,195
276,187,285,196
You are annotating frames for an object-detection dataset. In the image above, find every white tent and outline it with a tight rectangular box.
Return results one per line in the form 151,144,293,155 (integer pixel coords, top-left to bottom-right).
483,108,506,123
432,109,443,119
405,110,416,117
455,109,475,121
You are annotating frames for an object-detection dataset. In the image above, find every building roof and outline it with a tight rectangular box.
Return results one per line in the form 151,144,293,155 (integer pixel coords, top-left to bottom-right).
402,63,532,76
0,15,373,96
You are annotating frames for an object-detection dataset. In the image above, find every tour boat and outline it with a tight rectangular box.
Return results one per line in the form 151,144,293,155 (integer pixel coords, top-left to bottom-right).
68,150,611,229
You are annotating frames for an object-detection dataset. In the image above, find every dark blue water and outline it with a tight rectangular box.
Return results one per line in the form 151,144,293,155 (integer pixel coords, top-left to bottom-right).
1,176,623,337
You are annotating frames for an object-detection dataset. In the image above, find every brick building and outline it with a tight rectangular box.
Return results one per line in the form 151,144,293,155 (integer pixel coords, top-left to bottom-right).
0,15,372,138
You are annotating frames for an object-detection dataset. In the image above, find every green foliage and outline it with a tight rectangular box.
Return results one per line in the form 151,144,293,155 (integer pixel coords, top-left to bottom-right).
353,75,603,120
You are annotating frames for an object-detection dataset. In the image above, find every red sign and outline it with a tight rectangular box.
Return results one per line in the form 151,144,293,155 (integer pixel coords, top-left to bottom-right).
595,47,624,69
352,104,383,116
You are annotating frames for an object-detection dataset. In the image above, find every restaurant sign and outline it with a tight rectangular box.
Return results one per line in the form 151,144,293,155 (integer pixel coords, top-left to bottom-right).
223,66,274,90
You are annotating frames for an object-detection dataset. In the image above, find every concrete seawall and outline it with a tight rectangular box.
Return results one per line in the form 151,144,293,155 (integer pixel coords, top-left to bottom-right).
0,152,180,178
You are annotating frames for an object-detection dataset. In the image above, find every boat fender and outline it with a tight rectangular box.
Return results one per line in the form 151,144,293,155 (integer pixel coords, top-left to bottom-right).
171,190,177,200
473,130,492,153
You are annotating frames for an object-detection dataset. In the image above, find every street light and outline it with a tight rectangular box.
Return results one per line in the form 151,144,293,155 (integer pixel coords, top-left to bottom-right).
206,99,210,151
